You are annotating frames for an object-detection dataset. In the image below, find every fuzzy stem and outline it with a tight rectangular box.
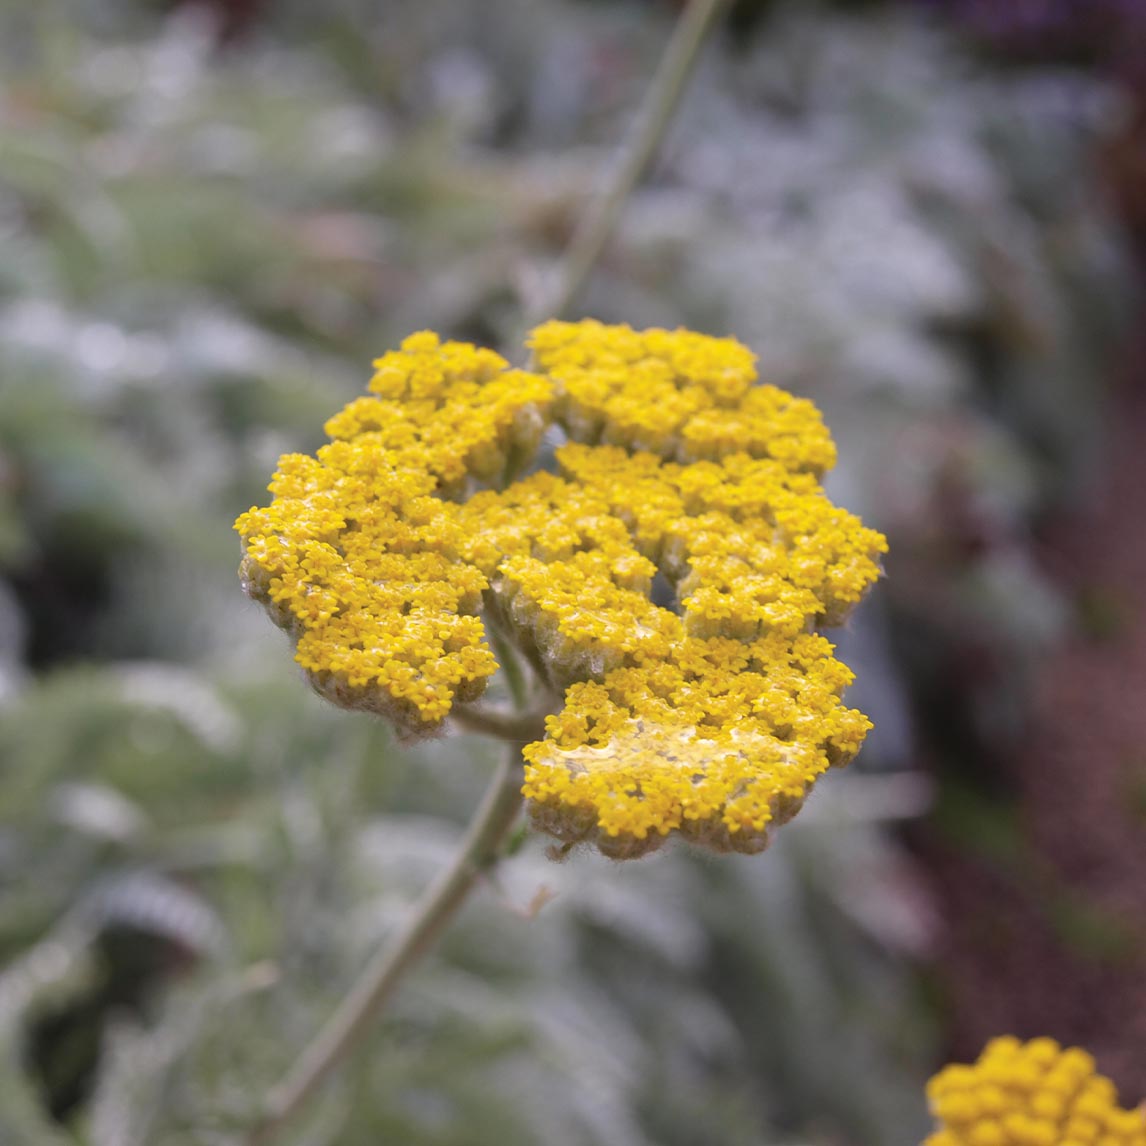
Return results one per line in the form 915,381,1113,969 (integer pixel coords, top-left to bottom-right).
245,746,526,1145
526,0,729,326
453,703,553,743
487,617,531,710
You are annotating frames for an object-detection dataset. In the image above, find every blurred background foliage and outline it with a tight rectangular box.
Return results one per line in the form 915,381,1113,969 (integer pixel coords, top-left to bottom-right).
0,1,1140,1143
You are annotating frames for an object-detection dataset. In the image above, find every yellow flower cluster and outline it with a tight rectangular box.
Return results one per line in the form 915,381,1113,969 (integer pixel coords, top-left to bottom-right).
236,320,887,856
529,318,837,471
924,1038,1146,1146
235,333,551,735
521,632,870,858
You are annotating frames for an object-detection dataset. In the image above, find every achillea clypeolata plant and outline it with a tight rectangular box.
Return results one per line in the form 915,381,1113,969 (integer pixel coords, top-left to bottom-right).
924,1037,1146,1146
236,319,887,859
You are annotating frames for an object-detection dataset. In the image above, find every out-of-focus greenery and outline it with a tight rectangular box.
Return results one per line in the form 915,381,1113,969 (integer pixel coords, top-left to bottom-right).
0,2,1134,1144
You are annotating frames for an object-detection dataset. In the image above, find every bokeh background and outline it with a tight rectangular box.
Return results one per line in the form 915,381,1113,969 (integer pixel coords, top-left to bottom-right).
2,1,1144,1143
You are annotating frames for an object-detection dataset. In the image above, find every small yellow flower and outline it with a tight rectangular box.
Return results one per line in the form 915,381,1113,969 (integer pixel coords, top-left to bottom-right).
236,320,886,858
924,1037,1146,1146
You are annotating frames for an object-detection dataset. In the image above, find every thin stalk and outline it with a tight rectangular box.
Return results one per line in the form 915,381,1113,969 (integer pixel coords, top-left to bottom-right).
526,0,729,326
245,747,526,1145
487,621,530,711
453,703,553,743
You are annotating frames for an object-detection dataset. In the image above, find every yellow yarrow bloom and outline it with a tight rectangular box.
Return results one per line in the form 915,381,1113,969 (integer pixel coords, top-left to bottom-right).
236,320,887,858
924,1037,1146,1146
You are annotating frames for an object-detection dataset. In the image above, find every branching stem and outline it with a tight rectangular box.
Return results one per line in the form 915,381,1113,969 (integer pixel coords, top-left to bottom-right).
453,704,553,743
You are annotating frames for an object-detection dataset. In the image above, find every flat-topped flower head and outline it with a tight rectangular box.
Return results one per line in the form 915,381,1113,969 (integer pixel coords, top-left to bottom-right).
924,1037,1146,1146
236,321,887,858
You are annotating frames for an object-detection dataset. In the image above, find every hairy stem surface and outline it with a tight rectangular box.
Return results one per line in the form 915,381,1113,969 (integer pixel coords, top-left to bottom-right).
453,703,555,743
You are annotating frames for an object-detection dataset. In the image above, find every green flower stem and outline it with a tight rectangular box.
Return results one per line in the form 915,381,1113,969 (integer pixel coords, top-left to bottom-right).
525,0,730,326
487,622,531,710
243,2,728,1139
453,703,555,743
245,744,531,1146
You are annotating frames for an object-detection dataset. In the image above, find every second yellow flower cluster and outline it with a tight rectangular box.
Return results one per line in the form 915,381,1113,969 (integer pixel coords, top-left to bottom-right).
925,1037,1145,1146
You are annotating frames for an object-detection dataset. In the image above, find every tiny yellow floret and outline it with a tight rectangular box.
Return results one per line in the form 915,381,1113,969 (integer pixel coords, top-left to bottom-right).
236,321,886,857
923,1038,1146,1146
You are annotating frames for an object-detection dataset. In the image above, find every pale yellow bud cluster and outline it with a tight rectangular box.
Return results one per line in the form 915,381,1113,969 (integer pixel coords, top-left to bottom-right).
236,321,886,856
925,1038,1146,1146
522,631,869,858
